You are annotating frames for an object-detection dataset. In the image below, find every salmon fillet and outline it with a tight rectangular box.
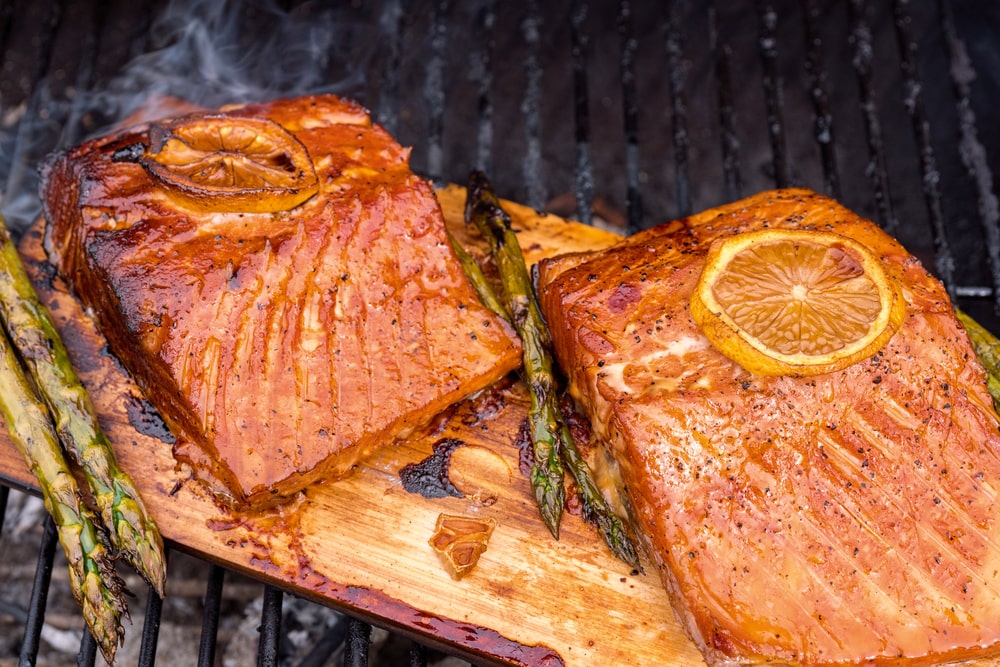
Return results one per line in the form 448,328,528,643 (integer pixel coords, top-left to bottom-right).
41,94,521,508
536,189,1000,665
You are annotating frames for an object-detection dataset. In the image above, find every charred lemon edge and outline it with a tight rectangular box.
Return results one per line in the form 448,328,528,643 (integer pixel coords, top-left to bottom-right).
140,114,319,214
689,228,907,377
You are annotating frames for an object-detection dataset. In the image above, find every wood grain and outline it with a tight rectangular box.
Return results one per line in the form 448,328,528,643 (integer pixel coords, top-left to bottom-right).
0,185,706,666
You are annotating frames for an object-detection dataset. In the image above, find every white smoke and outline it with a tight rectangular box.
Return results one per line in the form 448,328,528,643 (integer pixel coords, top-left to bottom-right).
0,0,379,232
103,0,370,113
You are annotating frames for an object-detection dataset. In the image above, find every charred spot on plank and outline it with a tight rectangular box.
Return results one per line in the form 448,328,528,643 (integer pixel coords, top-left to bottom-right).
399,438,465,499
124,393,177,444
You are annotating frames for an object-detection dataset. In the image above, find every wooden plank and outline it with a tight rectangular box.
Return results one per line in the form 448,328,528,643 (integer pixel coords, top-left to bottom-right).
0,184,706,666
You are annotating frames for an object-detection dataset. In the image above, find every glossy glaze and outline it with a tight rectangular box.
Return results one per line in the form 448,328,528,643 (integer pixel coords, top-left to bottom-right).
537,189,1000,666
41,95,521,508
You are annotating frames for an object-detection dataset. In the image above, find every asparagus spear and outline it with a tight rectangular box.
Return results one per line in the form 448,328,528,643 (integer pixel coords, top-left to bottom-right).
0,324,126,663
462,172,642,569
447,230,510,321
0,216,166,596
557,419,642,570
463,172,565,538
957,309,1000,410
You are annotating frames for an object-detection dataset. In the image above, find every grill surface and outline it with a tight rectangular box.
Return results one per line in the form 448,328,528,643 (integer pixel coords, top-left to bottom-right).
2,0,1000,665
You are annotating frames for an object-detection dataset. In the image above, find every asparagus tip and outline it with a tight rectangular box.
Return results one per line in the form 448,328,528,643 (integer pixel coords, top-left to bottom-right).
81,566,128,665
595,514,644,573
123,526,167,598
66,528,128,665
531,465,564,540
105,484,167,596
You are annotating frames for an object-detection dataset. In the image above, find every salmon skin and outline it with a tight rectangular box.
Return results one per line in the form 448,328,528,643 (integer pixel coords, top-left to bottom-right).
41,94,521,508
536,189,1000,666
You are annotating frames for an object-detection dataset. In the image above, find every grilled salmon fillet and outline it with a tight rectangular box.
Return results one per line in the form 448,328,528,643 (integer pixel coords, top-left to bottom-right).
536,189,1000,666
41,94,521,508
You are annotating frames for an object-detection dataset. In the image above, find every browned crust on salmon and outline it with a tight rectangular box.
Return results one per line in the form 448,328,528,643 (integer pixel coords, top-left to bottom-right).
41,94,522,508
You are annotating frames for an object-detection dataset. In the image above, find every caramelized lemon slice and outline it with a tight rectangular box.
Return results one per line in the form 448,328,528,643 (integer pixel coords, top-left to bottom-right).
690,229,906,377
141,114,319,213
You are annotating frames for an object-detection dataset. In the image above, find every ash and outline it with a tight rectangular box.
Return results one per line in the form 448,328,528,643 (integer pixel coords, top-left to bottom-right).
0,489,471,667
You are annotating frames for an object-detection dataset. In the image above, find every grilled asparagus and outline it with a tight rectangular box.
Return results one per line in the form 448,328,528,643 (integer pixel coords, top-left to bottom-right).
0,215,165,595
0,323,127,663
464,175,565,539
462,172,641,569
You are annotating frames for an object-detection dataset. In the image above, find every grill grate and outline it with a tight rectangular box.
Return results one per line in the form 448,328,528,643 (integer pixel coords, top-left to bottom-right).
2,0,1000,665
22,518,58,666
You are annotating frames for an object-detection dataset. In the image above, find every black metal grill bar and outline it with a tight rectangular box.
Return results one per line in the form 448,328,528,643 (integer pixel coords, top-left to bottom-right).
409,643,429,667
343,617,372,667
197,563,225,667
939,0,1000,309
755,0,791,189
708,2,743,202
78,621,97,666
0,485,8,539
520,0,545,210
616,0,642,233
800,0,841,200
891,0,956,295
374,0,403,138
21,517,57,667
471,0,495,176
423,0,448,185
664,1,691,218
257,585,284,667
570,0,595,226
138,575,164,666
846,0,899,235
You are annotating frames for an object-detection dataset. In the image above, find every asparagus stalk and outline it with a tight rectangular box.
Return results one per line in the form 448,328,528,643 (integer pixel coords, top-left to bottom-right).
957,309,1000,410
462,171,642,569
0,216,166,596
0,324,126,663
557,420,642,570
463,172,565,538
447,230,510,321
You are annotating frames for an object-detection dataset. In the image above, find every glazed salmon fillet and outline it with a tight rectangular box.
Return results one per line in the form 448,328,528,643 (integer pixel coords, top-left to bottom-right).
41,94,521,508
536,189,1000,666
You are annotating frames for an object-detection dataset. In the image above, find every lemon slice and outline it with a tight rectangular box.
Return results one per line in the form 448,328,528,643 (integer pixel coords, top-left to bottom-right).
690,229,906,377
141,114,319,213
